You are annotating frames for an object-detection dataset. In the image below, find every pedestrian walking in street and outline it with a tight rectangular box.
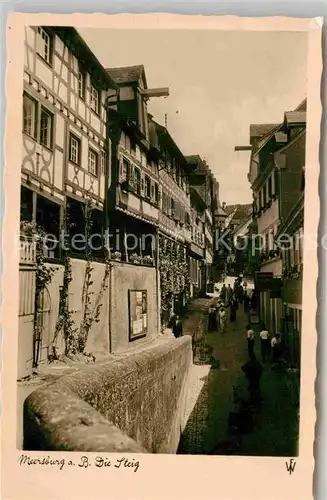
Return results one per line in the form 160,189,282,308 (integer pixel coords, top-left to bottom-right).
173,315,183,338
220,284,227,303
219,307,227,334
250,289,258,311
259,325,270,362
241,358,263,404
208,304,218,331
230,298,238,325
227,284,233,303
246,324,256,360
271,333,281,365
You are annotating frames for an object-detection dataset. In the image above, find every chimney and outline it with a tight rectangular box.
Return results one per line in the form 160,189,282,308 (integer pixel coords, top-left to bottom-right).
222,202,226,209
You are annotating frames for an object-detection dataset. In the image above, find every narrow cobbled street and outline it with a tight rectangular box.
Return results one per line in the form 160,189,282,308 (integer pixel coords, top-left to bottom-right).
178,299,300,456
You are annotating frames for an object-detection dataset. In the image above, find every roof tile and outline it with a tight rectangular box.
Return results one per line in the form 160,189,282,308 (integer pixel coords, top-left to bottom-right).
106,65,145,84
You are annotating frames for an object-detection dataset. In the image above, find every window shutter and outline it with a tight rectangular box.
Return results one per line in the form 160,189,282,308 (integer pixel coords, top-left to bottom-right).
151,181,155,201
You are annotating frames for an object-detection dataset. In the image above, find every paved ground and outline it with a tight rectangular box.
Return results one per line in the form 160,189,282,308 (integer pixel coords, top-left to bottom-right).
178,298,300,456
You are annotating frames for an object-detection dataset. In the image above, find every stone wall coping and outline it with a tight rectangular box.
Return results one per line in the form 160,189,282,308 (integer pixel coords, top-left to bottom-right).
24,336,192,453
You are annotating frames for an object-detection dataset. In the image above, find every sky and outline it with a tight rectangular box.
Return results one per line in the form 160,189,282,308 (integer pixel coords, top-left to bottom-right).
79,28,308,205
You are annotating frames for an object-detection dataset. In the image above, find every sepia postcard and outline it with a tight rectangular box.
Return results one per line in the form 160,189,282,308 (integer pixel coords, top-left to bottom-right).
2,12,321,500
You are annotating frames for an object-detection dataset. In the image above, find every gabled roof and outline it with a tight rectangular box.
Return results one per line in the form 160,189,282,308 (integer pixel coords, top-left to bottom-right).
106,65,146,86
225,203,252,221
250,124,278,140
284,111,306,126
295,99,307,111
185,155,202,165
153,120,189,169
217,204,228,217
55,28,117,90
225,204,237,216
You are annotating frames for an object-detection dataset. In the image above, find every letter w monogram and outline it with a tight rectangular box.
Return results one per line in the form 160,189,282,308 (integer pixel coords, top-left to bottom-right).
285,458,296,475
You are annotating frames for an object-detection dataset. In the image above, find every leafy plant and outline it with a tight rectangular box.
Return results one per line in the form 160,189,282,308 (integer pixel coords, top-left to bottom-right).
20,221,58,368
111,251,122,261
51,200,111,360
130,253,141,264
158,235,190,327
142,255,154,266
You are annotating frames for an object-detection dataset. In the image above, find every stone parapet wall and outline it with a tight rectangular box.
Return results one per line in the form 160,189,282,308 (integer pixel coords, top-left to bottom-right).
23,336,192,454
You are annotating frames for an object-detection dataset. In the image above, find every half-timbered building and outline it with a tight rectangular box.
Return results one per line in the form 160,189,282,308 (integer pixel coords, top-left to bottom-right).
21,26,117,255
106,65,169,264
19,26,118,377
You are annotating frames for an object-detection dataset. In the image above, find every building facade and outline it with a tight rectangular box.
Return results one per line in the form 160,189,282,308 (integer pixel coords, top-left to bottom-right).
22,26,116,249
18,32,220,377
185,155,218,294
248,99,306,336
19,26,120,377
276,190,304,367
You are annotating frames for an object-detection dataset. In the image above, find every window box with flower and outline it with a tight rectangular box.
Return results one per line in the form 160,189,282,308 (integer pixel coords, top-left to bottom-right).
111,251,122,262
142,255,154,266
130,253,141,264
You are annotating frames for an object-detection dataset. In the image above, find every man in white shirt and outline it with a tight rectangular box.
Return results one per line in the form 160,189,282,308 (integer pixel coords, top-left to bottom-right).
259,325,269,362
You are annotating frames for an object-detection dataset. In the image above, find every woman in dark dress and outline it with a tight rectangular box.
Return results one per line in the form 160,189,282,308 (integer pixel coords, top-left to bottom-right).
230,299,238,323
208,304,218,331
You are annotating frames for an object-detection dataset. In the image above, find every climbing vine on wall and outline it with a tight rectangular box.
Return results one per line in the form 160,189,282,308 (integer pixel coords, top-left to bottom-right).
78,199,111,353
21,221,58,368
51,210,78,359
158,235,190,323
51,200,111,360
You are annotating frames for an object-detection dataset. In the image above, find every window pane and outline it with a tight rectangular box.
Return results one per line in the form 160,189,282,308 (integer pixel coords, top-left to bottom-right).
88,149,98,176
37,28,51,64
90,86,99,113
134,169,141,194
78,71,85,99
40,108,52,148
23,95,35,136
122,159,129,181
70,135,80,164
